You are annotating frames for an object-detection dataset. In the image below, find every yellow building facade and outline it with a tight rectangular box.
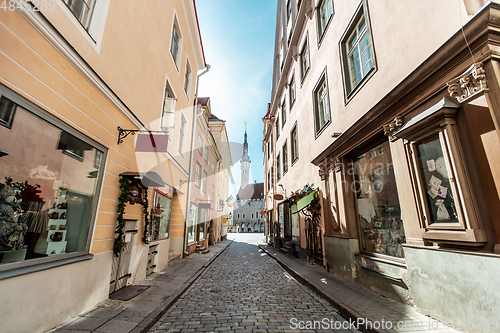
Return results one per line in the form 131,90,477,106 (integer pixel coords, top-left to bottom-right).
0,1,206,332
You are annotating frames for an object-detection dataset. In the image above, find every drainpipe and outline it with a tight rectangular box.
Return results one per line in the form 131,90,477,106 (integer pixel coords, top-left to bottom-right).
183,64,211,256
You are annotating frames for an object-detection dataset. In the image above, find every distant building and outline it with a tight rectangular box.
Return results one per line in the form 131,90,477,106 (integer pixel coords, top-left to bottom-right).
228,127,265,232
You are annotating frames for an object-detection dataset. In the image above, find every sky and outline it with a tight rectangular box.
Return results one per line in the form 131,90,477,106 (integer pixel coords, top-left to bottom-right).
195,0,276,194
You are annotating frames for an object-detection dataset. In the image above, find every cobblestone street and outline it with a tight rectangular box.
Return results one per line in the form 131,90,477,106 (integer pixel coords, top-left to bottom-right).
149,234,360,332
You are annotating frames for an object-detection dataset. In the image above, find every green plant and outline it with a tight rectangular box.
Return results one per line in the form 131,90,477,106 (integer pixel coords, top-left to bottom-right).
289,183,315,205
141,189,149,244
114,177,130,257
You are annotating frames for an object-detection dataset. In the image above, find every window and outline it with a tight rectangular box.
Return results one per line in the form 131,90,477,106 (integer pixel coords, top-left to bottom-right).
199,208,207,240
283,141,288,174
270,167,274,189
317,0,334,41
0,96,16,128
353,141,405,259
300,37,310,81
277,153,281,181
243,213,245,219
178,113,187,157
291,123,299,163
212,185,215,201
252,213,254,219
0,87,105,269
170,18,182,68
267,141,271,160
289,75,296,109
184,60,192,96
202,170,207,192
313,71,331,135
341,2,375,98
267,170,271,191
281,100,287,127
275,116,280,139
198,136,203,155
148,190,172,241
62,0,96,30
195,162,201,188
286,0,293,23
161,79,176,137
188,204,198,243
396,97,486,245
204,146,208,162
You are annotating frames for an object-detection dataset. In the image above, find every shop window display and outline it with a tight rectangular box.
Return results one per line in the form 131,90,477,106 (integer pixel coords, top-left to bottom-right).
148,189,172,241
0,97,103,265
416,136,459,224
354,141,405,258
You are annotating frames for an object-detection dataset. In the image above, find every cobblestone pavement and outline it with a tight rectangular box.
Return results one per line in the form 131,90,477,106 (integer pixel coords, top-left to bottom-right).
148,235,361,332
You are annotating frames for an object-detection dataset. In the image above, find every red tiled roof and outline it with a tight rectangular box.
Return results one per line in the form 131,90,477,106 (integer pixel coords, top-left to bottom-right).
237,183,264,200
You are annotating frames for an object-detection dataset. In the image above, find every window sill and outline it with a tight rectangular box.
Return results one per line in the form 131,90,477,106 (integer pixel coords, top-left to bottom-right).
0,253,93,281
300,68,310,87
344,67,376,105
355,252,407,268
291,157,299,166
314,120,331,139
422,228,487,246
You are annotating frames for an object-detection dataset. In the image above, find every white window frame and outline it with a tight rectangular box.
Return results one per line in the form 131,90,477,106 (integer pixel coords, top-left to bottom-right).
195,162,202,188
170,15,182,70
317,0,334,43
178,112,187,158
281,99,287,127
202,170,207,192
161,77,177,140
300,35,310,82
291,122,299,163
204,146,209,162
62,0,97,31
289,74,296,109
198,135,203,155
340,0,376,102
313,69,331,136
184,58,192,98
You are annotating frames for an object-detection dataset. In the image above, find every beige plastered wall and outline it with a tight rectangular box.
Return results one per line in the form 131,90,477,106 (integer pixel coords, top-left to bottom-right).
0,0,203,330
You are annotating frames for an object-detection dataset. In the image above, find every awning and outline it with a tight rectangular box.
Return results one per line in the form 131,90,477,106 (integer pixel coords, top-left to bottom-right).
296,189,318,212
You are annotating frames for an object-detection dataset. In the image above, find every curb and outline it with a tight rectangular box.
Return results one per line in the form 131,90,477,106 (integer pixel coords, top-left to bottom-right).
130,240,234,333
259,244,386,333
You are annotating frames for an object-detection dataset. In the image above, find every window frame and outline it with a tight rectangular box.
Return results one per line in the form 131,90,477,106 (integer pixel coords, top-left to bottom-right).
183,58,192,98
289,74,296,110
161,77,177,139
0,95,17,129
275,115,280,139
204,146,209,163
282,140,288,175
281,99,287,127
195,162,202,188
277,152,281,181
291,122,299,164
0,84,107,277
202,169,207,193
178,112,187,158
62,0,97,32
198,135,203,155
286,0,293,24
300,35,311,83
170,16,183,70
313,68,332,137
339,0,377,103
395,97,487,246
317,0,334,45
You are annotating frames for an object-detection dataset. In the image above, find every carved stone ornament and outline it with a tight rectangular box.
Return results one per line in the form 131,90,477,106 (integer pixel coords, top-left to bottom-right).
383,116,403,140
334,158,342,173
447,63,488,103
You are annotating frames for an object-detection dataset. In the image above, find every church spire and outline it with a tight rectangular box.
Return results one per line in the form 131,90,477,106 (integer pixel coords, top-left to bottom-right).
240,122,250,189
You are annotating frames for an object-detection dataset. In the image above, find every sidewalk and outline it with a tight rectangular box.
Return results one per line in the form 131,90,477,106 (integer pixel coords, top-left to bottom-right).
259,244,460,333
48,239,232,333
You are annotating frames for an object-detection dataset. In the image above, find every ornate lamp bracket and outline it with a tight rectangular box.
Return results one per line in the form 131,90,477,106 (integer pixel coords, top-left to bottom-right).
447,63,488,103
383,116,403,141
117,126,139,145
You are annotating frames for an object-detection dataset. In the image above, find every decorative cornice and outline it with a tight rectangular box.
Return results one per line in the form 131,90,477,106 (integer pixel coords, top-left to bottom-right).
383,116,403,141
447,63,488,103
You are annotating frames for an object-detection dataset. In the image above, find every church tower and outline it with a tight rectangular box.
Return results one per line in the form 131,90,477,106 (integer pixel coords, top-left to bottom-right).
240,124,251,189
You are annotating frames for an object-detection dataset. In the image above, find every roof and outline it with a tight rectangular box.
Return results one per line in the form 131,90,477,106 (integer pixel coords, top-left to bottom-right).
237,183,264,200
193,0,206,66
197,97,210,106
209,113,222,120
